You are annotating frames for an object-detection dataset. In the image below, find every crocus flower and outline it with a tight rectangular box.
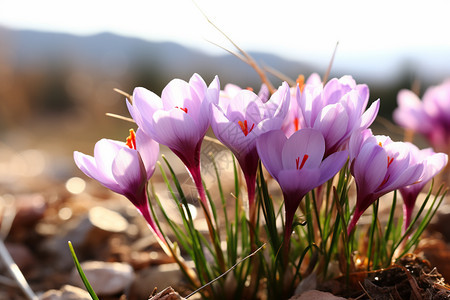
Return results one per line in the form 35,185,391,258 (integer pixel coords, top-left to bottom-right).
398,144,448,231
282,73,322,137
73,129,164,243
127,73,220,206
394,79,450,153
347,129,425,235
298,75,380,157
256,129,348,251
211,82,290,222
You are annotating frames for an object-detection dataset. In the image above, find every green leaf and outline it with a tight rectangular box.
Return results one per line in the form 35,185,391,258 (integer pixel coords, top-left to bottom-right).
68,241,99,300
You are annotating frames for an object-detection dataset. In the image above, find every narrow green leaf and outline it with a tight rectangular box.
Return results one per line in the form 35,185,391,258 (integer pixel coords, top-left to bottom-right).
68,242,99,300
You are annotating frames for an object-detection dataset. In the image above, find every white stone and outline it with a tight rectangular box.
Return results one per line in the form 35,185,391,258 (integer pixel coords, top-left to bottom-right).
70,261,134,296
40,285,91,300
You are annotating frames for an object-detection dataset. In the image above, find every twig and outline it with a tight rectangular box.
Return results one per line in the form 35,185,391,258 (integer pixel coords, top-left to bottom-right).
357,281,374,300
113,88,132,103
262,65,296,87
0,239,38,300
105,113,135,123
193,1,275,94
184,243,266,299
322,41,339,84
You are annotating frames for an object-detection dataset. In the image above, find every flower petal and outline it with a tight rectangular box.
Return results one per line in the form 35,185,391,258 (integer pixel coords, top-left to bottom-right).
353,142,387,192
281,128,325,170
256,130,286,180
112,148,146,199
151,109,200,153
135,129,159,180
278,168,321,200
74,150,121,194
313,103,348,152
318,150,348,184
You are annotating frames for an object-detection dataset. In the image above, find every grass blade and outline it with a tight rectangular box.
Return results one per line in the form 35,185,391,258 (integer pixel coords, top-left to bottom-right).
68,241,99,300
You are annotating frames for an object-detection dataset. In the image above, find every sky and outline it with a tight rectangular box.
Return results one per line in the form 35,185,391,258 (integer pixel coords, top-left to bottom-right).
1,0,450,81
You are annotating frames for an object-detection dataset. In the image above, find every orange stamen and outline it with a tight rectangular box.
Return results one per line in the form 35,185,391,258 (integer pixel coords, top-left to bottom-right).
175,106,188,113
294,117,300,132
246,87,254,92
238,120,255,136
296,74,305,93
296,154,309,170
387,156,394,167
126,129,136,150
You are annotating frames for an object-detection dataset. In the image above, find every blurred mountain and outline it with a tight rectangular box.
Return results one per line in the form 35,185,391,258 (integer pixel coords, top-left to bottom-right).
0,27,426,136
1,28,316,88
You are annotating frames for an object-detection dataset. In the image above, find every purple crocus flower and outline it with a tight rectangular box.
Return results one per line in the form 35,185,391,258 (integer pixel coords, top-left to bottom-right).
256,129,348,251
73,129,164,243
211,82,290,223
127,73,220,206
282,73,322,137
398,144,448,231
394,79,450,153
298,75,380,157
347,129,425,235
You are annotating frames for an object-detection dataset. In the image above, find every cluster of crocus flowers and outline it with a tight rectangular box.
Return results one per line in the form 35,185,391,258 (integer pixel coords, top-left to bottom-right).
394,79,450,153
74,72,448,270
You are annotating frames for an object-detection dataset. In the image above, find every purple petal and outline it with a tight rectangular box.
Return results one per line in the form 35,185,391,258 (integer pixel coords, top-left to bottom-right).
112,148,146,197
277,168,321,199
380,163,424,194
131,87,162,136
313,103,348,151
256,130,286,180
135,129,159,180
353,142,387,192
161,78,196,112
94,139,123,178
318,150,349,184
393,89,429,132
299,84,323,128
264,81,290,120
421,152,448,183
74,150,121,194
281,128,325,170
188,73,208,102
360,99,380,130
151,109,200,153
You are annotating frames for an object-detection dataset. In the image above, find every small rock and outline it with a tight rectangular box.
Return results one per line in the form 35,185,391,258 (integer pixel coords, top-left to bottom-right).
40,284,91,300
290,290,347,300
70,261,134,296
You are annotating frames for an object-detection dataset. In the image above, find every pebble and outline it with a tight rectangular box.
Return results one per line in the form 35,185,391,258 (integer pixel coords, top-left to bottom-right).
69,261,134,296
39,284,91,300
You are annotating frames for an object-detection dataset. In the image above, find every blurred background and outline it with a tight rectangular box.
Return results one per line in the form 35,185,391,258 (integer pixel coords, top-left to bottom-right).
1,0,450,297
1,0,450,168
